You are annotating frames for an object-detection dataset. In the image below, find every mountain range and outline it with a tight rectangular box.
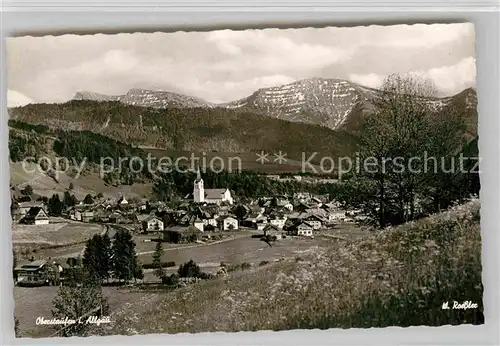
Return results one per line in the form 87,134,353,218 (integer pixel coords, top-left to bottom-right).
71,78,477,131
8,78,477,163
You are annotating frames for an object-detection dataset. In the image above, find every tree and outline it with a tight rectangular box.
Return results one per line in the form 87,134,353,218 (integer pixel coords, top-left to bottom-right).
22,185,33,196
51,269,109,337
63,191,78,208
346,74,469,227
68,182,74,190
96,192,104,199
48,194,64,216
178,259,202,278
82,234,112,283
152,241,166,281
83,194,94,205
112,229,140,282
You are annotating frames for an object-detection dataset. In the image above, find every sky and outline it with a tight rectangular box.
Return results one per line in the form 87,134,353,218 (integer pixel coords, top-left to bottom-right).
6,22,476,107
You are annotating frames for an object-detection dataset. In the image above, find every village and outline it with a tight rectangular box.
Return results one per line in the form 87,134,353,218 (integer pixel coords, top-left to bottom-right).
11,168,365,288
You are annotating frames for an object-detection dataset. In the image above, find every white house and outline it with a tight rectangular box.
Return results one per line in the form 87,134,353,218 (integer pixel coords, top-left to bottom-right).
219,216,239,231
302,214,324,230
268,215,287,229
328,210,346,222
296,222,314,237
202,217,218,227
193,169,233,205
142,215,164,233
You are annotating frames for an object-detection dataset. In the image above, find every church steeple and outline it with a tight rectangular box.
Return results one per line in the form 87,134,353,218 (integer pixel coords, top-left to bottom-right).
193,166,204,203
196,166,202,183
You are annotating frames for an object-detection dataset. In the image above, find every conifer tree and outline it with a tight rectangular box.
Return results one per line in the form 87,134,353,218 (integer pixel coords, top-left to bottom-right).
152,241,165,281
112,229,140,282
83,233,112,283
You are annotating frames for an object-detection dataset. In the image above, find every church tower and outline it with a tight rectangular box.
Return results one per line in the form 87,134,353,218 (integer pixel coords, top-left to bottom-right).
193,167,205,203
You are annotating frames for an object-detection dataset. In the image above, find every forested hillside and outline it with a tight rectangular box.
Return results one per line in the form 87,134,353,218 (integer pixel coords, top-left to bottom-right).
8,101,355,159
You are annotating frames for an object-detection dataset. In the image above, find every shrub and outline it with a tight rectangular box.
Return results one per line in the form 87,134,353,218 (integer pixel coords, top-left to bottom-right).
163,273,180,286
142,261,176,270
178,259,202,278
241,262,252,270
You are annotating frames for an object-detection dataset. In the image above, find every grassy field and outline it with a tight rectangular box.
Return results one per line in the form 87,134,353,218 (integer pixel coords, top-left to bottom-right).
95,199,482,335
12,221,104,250
10,162,153,200
138,233,333,276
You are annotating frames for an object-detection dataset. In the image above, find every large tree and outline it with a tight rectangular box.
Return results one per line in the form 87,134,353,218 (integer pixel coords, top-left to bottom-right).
346,74,470,227
83,233,113,283
63,191,78,208
112,229,141,282
51,268,109,337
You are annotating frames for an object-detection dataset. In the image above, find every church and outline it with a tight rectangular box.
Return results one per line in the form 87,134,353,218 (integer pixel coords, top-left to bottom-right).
192,169,234,205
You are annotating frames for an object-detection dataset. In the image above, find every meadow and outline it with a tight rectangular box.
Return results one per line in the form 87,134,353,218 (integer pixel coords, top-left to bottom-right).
95,199,482,335
10,162,153,200
12,221,105,249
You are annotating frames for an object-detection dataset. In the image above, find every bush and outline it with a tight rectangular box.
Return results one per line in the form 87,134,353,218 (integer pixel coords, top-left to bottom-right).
178,259,202,278
162,273,180,286
142,261,176,270
259,261,270,266
198,272,215,280
241,262,252,270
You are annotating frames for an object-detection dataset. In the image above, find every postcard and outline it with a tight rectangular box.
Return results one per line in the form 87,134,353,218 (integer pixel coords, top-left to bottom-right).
7,23,482,338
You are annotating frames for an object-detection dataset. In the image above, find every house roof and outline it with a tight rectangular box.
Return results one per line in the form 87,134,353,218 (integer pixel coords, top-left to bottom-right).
15,260,47,271
18,201,45,209
25,207,48,219
298,221,314,229
144,214,161,222
305,214,326,222
263,224,280,232
136,214,150,222
205,188,228,199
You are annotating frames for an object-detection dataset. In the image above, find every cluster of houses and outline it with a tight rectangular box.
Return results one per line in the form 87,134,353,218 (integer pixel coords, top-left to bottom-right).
11,172,364,244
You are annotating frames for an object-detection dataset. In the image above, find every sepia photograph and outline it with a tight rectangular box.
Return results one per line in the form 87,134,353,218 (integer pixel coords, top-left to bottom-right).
6,22,482,338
